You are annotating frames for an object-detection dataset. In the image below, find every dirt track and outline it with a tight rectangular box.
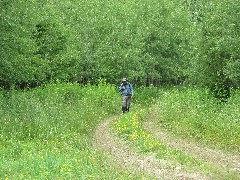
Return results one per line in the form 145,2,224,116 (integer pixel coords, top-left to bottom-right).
144,120,240,177
93,116,212,179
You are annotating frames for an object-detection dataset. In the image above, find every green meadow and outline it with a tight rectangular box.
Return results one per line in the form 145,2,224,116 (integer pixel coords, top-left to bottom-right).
1,83,239,179
0,82,151,179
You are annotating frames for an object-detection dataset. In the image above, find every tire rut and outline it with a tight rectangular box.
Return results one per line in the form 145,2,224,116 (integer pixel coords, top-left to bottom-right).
144,112,240,178
93,116,209,180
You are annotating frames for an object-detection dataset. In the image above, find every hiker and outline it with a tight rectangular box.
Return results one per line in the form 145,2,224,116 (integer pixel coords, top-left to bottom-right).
118,78,134,114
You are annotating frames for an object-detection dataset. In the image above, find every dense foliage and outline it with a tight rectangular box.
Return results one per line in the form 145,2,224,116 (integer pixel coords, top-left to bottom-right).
1,0,239,97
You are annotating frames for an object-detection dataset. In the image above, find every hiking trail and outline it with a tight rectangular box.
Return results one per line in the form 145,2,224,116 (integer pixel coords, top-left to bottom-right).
93,112,240,179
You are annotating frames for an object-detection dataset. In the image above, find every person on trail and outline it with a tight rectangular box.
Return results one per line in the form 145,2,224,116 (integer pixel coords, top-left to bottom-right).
118,78,134,114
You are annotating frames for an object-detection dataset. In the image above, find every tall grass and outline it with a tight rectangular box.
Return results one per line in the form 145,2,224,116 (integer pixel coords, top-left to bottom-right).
1,83,239,179
0,81,118,142
154,87,240,153
0,81,151,179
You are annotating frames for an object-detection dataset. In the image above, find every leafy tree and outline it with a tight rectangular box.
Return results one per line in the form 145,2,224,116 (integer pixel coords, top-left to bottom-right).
1,0,239,91
0,0,46,88
186,0,240,101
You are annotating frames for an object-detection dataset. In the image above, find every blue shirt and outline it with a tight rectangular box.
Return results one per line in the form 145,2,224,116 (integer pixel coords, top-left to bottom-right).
118,82,133,96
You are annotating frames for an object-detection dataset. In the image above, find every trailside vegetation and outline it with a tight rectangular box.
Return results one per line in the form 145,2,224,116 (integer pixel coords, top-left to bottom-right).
0,82,154,179
1,83,239,179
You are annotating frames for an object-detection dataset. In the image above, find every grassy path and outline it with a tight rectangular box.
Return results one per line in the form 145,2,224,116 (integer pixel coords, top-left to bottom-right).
93,116,208,179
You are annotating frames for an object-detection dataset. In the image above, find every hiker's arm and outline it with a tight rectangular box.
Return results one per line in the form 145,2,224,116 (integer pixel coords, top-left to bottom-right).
118,84,123,91
130,84,134,97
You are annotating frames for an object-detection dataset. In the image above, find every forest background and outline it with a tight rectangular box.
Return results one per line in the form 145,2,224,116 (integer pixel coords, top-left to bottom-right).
1,0,239,101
